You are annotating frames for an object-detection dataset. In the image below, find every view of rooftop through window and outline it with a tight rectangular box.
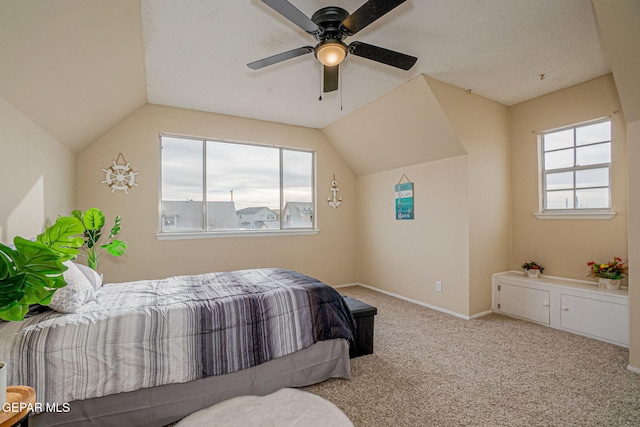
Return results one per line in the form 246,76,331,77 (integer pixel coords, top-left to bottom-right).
541,119,611,211
161,136,314,232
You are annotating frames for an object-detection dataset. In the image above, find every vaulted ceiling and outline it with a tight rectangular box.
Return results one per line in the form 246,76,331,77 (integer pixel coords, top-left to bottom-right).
1,0,637,154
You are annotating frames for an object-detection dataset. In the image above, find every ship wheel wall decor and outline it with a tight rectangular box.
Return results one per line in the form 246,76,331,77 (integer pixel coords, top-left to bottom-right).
102,153,139,194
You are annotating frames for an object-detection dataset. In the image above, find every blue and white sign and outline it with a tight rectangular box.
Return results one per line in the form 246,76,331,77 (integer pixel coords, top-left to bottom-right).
395,182,414,220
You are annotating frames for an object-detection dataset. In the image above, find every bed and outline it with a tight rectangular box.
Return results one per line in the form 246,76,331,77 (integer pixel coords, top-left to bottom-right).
0,267,355,426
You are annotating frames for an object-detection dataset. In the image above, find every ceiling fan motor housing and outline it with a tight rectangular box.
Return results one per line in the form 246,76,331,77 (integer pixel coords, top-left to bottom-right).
248,0,418,90
311,7,350,41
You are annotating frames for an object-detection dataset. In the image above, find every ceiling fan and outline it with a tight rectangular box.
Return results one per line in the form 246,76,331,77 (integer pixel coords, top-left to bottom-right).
248,0,417,93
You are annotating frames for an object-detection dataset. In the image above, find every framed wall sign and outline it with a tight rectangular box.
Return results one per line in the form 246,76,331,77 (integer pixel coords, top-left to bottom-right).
395,174,414,220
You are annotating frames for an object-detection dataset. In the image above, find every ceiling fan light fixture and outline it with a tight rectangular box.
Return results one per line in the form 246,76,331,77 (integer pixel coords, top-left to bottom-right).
315,40,348,66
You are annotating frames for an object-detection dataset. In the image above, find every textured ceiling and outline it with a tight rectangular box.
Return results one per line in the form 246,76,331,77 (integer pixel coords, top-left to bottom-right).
0,0,147,153
142,0,610,129
0,0,621,152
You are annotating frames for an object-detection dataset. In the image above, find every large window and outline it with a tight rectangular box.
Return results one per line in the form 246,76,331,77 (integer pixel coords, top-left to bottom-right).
160,135,315,236
540,119,611,213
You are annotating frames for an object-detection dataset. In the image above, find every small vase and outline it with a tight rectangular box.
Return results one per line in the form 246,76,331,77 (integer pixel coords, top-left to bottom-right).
526,269,541,278
598,278,621,290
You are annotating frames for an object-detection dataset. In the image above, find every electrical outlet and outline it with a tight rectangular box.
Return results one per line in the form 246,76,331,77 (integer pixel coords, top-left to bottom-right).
436,281,442,292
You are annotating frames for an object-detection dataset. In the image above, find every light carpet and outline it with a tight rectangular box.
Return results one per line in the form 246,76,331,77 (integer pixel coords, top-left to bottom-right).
176,388,353,427
304,285,640,427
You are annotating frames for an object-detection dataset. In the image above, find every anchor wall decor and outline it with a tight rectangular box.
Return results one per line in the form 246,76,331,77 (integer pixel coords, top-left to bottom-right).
327,174,342,209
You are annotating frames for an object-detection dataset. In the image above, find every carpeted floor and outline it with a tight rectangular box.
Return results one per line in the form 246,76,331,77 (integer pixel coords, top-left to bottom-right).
302,285,640,427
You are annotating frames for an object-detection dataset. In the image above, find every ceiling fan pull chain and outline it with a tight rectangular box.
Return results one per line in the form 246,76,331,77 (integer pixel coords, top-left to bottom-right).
340,66,343,110
319,62,323,101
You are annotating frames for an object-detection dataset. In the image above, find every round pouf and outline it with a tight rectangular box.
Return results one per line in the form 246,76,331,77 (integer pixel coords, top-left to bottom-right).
176,388,353,427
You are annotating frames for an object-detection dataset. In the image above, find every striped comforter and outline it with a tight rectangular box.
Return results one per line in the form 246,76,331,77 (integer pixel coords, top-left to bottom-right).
0,268,355,406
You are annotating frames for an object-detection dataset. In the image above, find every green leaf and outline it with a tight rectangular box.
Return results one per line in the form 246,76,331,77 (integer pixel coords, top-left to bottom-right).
87,254,98,271
109,215,122,239
48,273,68,290
85,229,101,249
22,278,53,304
14,237,66,274
0,301,29,322
102,240,127,257
39,290,55,306
71,209,83,223
12,237,67,307
0,243,16,280
36,216,84,261
0,274,26,309
0,228,71,320
83,208,106,231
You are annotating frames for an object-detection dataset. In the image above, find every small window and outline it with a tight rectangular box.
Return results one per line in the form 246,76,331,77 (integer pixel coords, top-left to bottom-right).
540,119,612,214
160,135,315,236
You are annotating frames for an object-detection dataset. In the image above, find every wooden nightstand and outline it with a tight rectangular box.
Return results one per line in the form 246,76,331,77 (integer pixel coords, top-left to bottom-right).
0,386,36,427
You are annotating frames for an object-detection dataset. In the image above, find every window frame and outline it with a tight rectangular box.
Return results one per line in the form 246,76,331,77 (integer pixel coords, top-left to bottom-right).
157,133,318,240
535,118,616,220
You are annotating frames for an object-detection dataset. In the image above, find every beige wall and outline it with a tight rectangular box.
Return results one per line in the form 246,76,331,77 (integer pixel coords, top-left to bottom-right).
353,76,510,317
427,78,511,315
76,104,357,285
628,120,640,370
357,156,471,315
0,95,76,243
509,74,628,280
323,75,467,176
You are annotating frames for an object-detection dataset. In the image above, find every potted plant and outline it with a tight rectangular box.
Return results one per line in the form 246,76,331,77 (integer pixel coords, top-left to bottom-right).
72,208,127,273
521,261,545,278
0,216,84,321
587,257,627,289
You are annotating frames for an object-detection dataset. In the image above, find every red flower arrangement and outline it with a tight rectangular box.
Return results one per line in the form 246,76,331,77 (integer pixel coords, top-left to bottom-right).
587,257,628,280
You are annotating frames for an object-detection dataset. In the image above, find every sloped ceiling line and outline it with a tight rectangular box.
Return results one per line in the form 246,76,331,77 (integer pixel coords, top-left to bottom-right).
322,75,466,177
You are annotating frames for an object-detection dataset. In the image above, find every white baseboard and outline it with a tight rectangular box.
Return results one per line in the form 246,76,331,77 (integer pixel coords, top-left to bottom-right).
345,282,491,321
333,283,359,289
470,309,493,319
628,365,640,375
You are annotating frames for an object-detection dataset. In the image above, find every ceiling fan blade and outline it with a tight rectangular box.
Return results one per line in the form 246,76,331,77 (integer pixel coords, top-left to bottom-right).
349,41,417,70
247,46,314,70
324,65,339,92
261,0,320,35
341,0,406,35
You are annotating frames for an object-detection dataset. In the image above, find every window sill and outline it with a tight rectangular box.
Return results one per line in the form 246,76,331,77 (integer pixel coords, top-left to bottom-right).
156,229,320,240
534,211,616,220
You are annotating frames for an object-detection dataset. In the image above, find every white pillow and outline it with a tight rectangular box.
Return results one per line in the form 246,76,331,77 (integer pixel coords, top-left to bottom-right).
48,261,96,314
75,262,103,290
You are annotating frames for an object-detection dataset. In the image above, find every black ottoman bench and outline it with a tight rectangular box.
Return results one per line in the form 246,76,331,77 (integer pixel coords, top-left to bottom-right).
343,296,378,358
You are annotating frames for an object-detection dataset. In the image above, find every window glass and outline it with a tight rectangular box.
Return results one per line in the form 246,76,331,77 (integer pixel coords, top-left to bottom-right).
576,168,608,188
576,188,609,209
283,150,314,229
161,137,203,231
544,149,574,170
161,135,315,234
546,190,575,209
576,121,610,145
576,143,610,166
206,141,279,231
544,128,573,151
540,119,611,212
546,172,573,190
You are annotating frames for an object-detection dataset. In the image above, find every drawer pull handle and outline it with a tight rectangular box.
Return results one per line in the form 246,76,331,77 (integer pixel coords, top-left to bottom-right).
543,302,550,307
562,306,570,311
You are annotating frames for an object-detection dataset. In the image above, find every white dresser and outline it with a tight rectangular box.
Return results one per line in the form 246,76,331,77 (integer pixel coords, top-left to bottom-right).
492,271,629,347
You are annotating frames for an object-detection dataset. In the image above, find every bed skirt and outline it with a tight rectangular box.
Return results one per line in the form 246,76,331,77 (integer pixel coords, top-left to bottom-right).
31,339,350,427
